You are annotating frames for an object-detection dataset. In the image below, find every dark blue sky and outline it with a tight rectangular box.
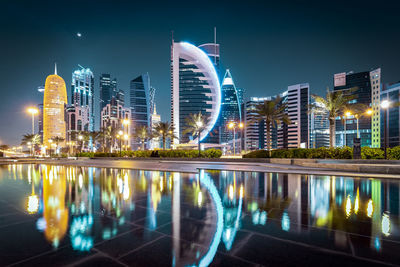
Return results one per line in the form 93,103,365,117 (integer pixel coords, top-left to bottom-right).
1,0,400,145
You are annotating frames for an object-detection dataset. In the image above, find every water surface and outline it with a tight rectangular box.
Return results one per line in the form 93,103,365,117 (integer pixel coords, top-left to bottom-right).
0,164,399,266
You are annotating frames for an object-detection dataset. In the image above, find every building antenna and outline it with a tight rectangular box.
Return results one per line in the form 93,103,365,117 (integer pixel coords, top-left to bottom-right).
54,62,57,75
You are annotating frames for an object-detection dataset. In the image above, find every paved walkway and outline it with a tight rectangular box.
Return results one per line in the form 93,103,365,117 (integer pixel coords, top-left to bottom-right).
2,158,400,179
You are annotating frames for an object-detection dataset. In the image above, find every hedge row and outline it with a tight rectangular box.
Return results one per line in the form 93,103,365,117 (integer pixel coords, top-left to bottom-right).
76,148,222,159
243,146,400,160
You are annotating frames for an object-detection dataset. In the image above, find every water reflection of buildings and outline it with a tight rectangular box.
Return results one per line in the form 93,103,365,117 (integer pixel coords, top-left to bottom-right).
4,164,400,265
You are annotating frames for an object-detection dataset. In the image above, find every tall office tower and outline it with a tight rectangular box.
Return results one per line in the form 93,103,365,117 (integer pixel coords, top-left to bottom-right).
381,82,400,147
101,97,131,150
310,101,330,148
244,97,268,151
220,69,242,143
37,86,44,142
150,104,161,149
278,84,310,149
333,68,381,147
171,41,221,144
71,66,94,131
149,87,156,115
43,64,67,147
100,74,120,111
130,73,152,149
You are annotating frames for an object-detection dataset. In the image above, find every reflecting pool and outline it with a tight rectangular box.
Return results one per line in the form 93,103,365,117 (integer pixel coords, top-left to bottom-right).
0,164,399,266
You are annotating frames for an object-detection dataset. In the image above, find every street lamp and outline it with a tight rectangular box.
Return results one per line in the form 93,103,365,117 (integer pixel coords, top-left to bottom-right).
117,130,123,157
196,120,203,157
228,122,244,155
27,107,39,134
381,100,390,159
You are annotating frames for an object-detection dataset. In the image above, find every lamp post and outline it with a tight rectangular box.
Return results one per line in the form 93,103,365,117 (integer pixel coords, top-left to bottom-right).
381,100,390,159
196,120,203,157
228,122,244,155
122,119,130,149
78,135,83,152
27,142,32,156
117,130,123,157
48,139,53,156
27,107,39,134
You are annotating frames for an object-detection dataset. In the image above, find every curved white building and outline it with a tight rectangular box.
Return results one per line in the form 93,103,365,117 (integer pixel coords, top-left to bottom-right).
171,41,221,144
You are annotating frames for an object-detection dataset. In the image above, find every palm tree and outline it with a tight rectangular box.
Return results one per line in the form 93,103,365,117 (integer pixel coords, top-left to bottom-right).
88,131,101,152
254,97,291,155
310,88,356,148
183,112,207,157
77,131,91,152
21,134,41,155
51,136,65,155
153,121,176,150
134,126,150,150
0,144,9,151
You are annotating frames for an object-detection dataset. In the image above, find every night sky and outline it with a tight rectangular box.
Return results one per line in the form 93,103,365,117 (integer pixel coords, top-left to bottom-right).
1,0,400,145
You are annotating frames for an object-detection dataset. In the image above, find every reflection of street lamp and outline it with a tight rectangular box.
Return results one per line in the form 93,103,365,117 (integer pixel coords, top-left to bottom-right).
27,182,39,214
27,107,39,134
228,122,244,155
381,100,390,159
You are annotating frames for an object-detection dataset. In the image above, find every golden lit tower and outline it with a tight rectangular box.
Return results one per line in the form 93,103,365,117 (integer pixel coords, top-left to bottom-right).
43,63,68,147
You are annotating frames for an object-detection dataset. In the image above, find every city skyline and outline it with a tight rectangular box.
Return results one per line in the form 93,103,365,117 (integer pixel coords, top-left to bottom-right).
2,0,400,145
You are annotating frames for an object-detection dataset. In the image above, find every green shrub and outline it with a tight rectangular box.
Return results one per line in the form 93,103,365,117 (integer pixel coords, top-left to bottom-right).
389,146,400,160
243,150,270,158
361,147,384,159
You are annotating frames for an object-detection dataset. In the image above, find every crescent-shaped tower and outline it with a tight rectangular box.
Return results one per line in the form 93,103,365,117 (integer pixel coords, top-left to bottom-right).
171,42,221,144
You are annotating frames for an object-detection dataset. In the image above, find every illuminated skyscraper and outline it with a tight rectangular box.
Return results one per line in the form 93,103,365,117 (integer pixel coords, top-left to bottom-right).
333,68,381,147
171,41,221,144
71,66,94,131
43,64,68,147
220,69,241,143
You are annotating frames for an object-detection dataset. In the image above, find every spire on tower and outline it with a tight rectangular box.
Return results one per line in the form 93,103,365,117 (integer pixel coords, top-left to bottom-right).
153,103,157,115
54,62,57,75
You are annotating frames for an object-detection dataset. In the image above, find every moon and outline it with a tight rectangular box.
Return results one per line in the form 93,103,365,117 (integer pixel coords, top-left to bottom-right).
77,32,82,37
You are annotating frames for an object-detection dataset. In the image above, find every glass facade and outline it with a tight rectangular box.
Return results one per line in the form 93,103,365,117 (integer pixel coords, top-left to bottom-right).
334,69,381,148
381,83,400,147
71,67,94,131
171,42,221,144
220,70,241,144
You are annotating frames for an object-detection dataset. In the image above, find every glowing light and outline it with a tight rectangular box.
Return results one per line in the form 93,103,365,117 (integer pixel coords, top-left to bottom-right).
196,120,203,127
239,122,244,129
76,32,82,37
239,184,244,198
367,199,374,218
228,185,234,200
345,111,352,117
118,130,123,136
281,212,290,231
27,194,39,214
228,122,234,129
381,100,390,109
354,189,359,214
197,191,203,207
345,195,352,218
366,109,373,115
27,107,39,115
382,213,391,236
